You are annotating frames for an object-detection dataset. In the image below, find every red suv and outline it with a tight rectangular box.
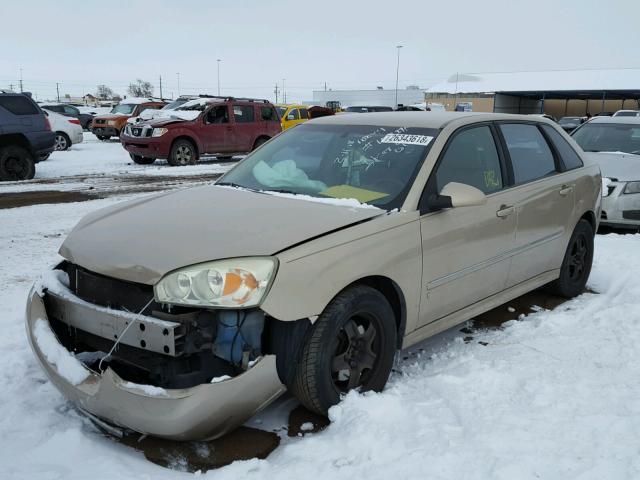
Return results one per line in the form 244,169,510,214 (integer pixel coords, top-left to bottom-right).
120,97,282,165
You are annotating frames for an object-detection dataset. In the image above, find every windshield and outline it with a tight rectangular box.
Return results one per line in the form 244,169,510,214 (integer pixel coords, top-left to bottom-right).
162,99,189,110
572,123,640,154
276,107,287,117
218,124,438,209
111,104,136,115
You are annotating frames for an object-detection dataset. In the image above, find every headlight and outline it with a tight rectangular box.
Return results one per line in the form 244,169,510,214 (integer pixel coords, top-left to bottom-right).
151,128,168,137
154,257,277,308
107,120,116,126
624,181,640,194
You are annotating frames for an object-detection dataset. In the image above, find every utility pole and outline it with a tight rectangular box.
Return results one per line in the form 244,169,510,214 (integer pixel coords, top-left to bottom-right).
324,82,327,92
9,84,13,92
56,82,60,102
19,68,23,92
395,45,403,109
159,75,163,99
282,78,286,104
274,82,279,103
217,59,221,96
176,72,180,97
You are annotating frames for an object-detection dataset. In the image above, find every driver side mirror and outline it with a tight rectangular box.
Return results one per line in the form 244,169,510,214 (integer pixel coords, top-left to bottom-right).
427,182,487,210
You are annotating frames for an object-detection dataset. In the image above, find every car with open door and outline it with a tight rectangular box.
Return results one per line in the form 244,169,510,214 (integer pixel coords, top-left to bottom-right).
27,112,600,441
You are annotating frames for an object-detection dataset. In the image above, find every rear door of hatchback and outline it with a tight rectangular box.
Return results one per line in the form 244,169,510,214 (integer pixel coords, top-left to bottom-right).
496,121,582,286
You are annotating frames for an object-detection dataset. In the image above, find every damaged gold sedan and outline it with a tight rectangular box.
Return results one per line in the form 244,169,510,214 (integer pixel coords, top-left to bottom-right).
27,112,600,440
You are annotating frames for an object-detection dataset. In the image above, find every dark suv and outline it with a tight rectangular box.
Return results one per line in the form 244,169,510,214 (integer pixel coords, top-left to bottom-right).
39,103,94,130
0,91,55,180
121,97,282,165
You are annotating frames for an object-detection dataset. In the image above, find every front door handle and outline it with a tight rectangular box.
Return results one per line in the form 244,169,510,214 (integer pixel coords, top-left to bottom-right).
496,205,515,218
559,184,574,196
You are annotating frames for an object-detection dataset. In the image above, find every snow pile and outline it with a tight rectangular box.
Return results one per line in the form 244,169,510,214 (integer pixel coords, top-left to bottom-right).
157,110,200,121
120,381,168,397
32,319,89,386
210,375,232,384
264,190,382,210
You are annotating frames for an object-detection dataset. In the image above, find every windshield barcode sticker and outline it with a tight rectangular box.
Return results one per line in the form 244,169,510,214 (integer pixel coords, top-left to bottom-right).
380,133,433,146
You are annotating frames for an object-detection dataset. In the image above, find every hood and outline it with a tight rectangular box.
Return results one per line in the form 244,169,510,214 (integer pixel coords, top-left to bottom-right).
94,113,129,120
146,117,190,128
583,152,640,182
59,185,384,285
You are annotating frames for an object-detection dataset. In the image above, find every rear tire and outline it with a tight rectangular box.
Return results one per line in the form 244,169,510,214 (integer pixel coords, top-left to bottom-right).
290,285,396,415
54,132,71,151
0,146,36,181
252,137,269,151
547,219,594,298
168,139,198,166
129,154,156,165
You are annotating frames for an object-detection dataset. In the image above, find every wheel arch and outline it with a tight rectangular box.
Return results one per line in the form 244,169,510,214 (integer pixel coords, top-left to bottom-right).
253,135,271,149
345,275,407,350
579,210,596,234
170,135,200,156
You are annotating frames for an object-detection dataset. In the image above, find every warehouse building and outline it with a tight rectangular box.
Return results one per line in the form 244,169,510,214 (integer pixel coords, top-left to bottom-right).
313,86,425,109
425,69,640,117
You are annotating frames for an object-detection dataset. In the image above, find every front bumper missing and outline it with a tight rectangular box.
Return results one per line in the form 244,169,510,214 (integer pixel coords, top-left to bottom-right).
25,287,285,441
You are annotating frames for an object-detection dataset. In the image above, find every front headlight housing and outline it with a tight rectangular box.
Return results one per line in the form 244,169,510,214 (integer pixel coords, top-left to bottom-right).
151,127,168,137
154,257,277,308
624,181,640,194
107,120,117,126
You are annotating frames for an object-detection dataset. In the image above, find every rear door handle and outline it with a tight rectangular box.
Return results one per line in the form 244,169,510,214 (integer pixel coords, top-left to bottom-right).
496,205,515,218
559,184,574,196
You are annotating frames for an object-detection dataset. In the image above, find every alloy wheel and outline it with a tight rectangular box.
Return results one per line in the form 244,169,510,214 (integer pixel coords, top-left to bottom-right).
568,232,588,282
4,155,30,180
175,145,193,165
54,134,68,151
331,315,380,392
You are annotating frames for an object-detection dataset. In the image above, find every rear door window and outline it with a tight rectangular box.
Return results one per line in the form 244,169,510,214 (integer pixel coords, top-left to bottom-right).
260,106,278,121
500,123,557,184
0,95,39,115
287,109,300,120
541,125,583,170
233,105,255,123
435,125,503,194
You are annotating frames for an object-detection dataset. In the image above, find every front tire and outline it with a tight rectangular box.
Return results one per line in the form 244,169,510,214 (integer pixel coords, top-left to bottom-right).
54,132,71,151
168,139,198,166
548,219,594,298
129,154,156,165
0,146,36,181
290,285,396,415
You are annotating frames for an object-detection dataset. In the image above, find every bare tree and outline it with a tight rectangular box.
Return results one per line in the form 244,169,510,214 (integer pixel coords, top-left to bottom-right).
96,84,114,100
127,79,154,97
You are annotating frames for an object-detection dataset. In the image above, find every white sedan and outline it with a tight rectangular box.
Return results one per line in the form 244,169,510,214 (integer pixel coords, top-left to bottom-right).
43,109,84,151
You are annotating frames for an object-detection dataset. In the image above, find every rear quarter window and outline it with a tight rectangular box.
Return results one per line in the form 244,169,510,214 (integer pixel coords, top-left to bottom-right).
260,106,278,121
541,125,583,170
0,95,40,115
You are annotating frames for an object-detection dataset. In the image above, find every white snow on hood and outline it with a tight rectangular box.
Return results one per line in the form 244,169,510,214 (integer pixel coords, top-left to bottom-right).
585,151,640,182
119,381,168,397
156,110,200,121
33,318,90,386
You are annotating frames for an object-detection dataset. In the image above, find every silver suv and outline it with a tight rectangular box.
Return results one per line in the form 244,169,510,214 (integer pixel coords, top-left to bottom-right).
27,112,601,440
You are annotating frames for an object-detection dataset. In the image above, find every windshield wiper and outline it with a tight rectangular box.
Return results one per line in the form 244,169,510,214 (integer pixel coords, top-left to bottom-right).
263,188,300,195
215,181,253,190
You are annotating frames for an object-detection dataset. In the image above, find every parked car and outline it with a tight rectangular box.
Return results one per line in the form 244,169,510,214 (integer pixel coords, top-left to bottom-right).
27,112,600,440
91,98,166,140
596,112,614,117
276,104,309,130
612,110,640,117
121,97,281,165
558,116,586,132
39,103,94,130
0,91,55,180
571,116,640,228
42,109,84,151
344,105,394,113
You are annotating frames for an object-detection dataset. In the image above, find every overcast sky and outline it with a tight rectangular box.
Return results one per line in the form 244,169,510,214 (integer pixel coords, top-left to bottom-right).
2,0,638,102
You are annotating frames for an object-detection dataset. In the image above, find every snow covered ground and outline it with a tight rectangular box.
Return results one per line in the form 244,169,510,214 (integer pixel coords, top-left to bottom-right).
2,188,640,478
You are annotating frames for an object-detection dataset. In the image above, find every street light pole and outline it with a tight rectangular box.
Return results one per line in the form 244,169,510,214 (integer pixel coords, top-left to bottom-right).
395,45,403,109
217,59,221,96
